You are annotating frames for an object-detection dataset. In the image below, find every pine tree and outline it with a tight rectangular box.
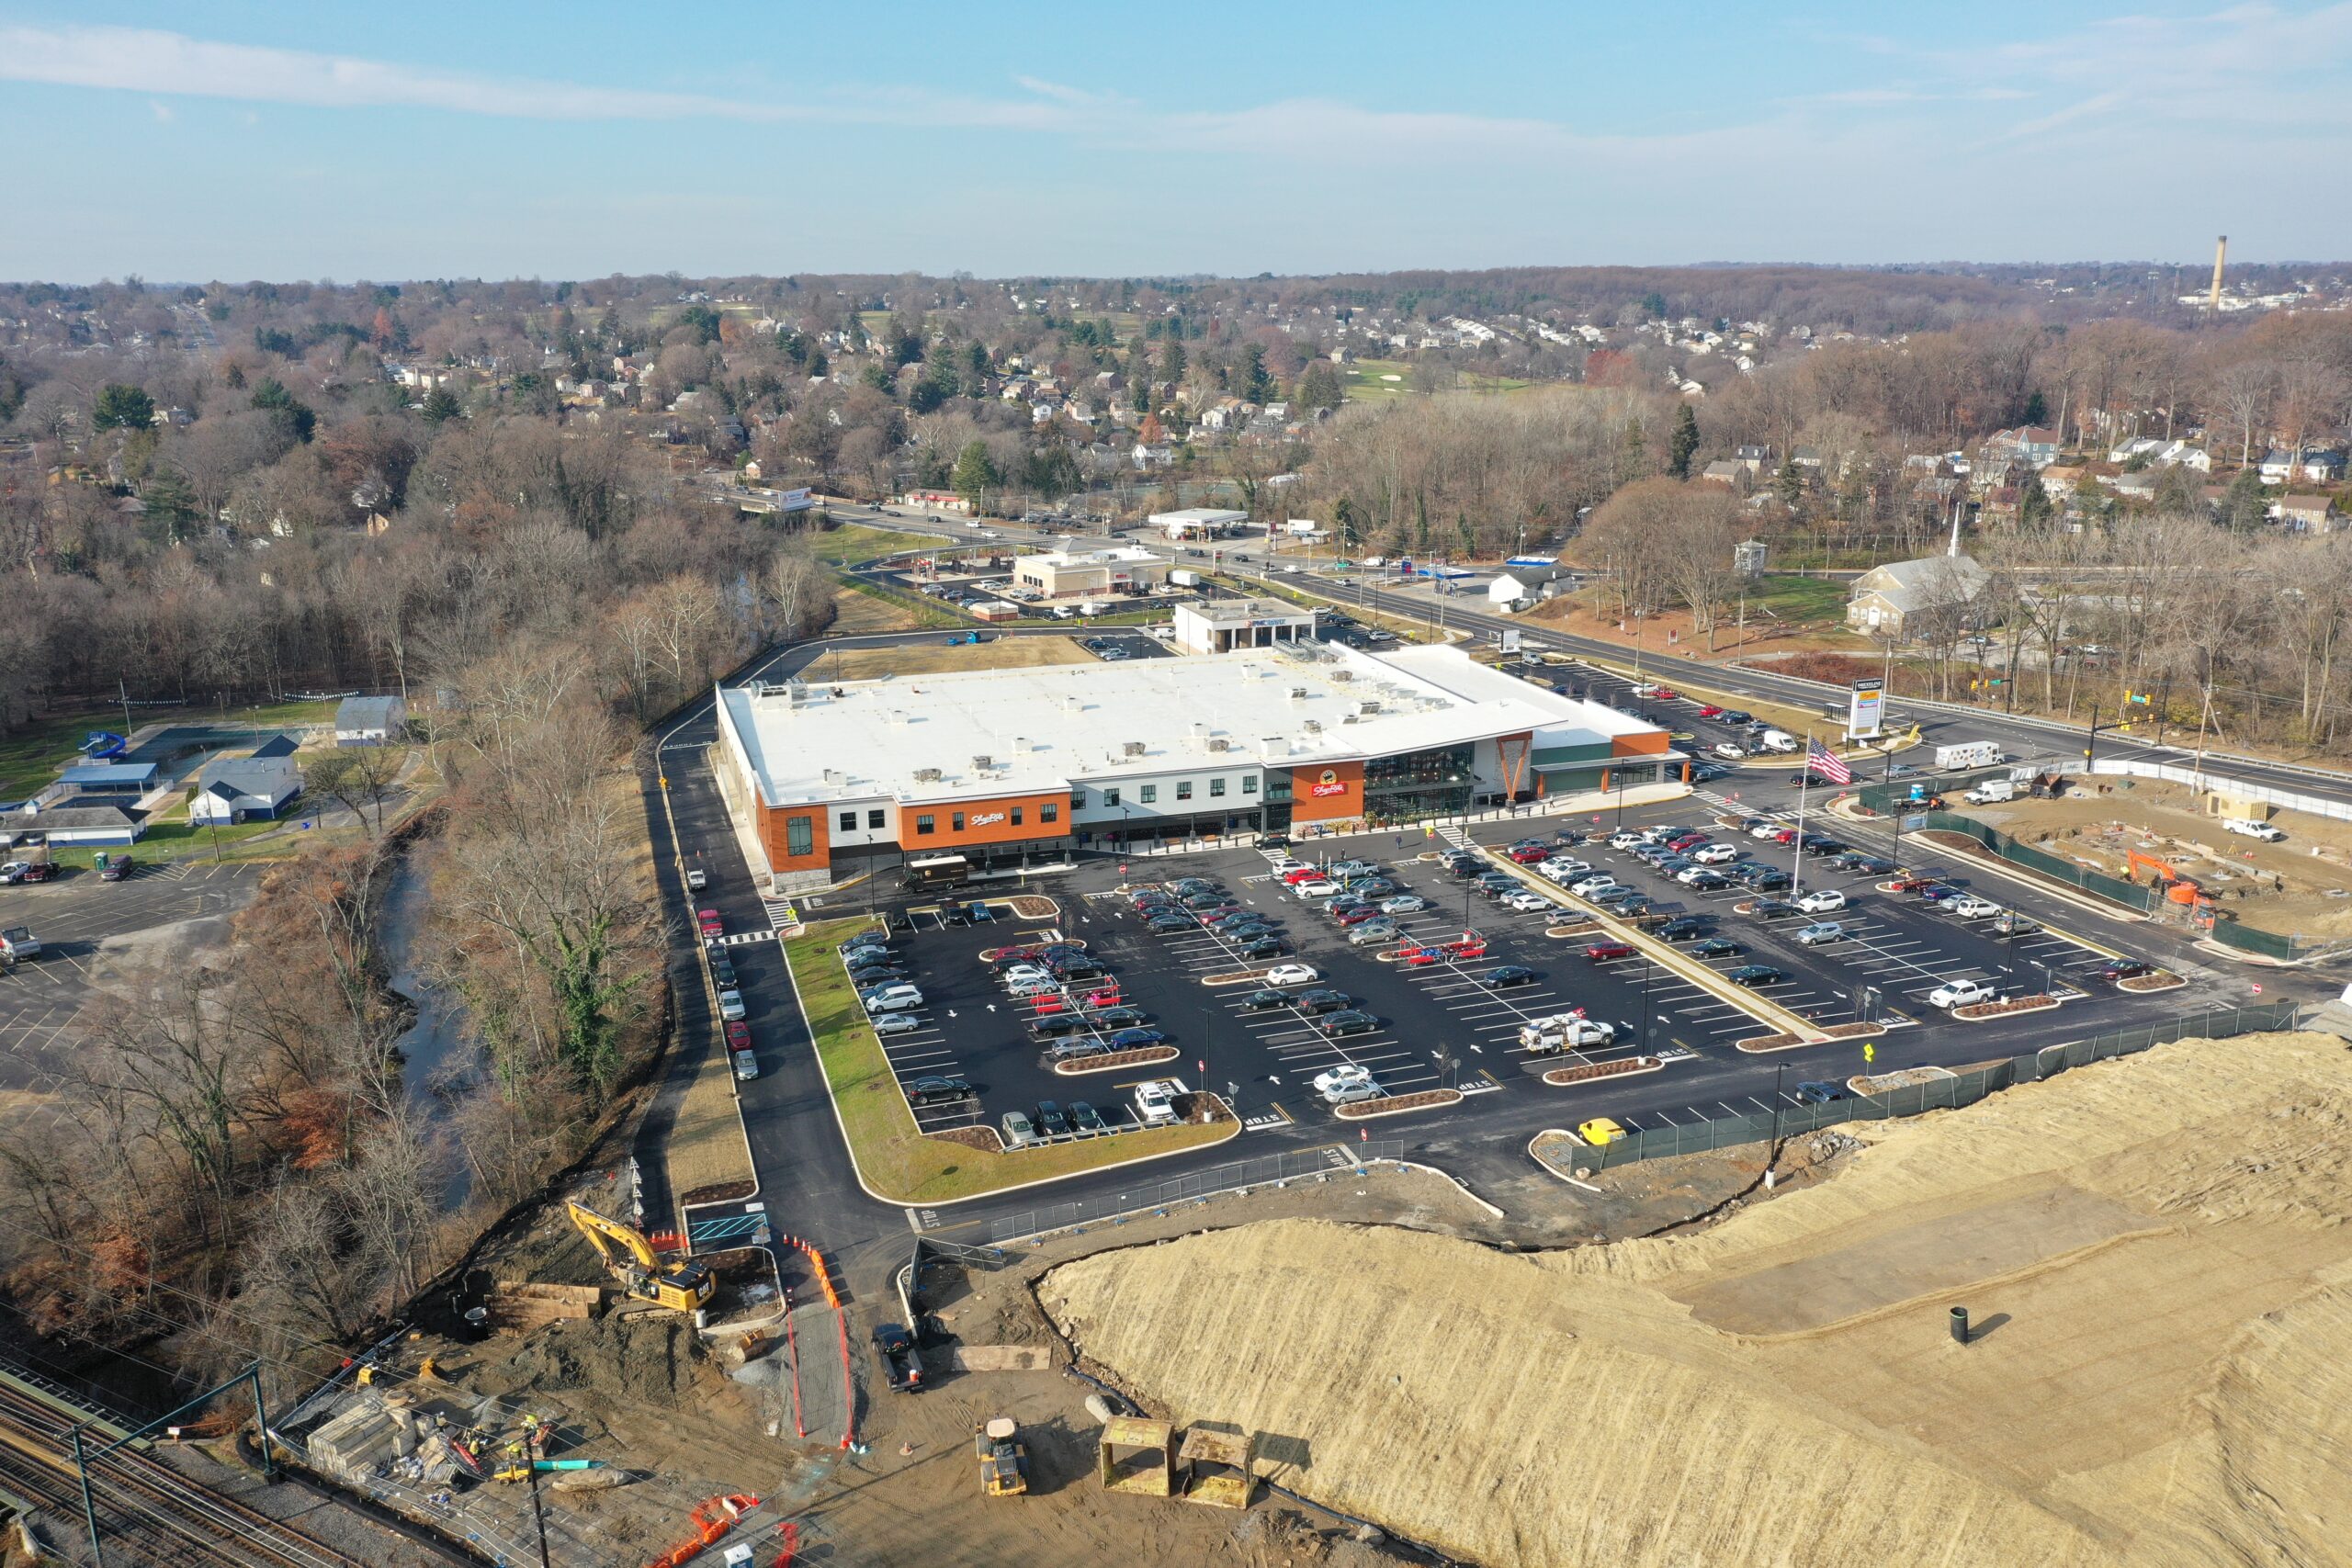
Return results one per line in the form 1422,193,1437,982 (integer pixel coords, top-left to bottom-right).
951,440,1000,502
1667,403,1700,479
1775,457,1804,510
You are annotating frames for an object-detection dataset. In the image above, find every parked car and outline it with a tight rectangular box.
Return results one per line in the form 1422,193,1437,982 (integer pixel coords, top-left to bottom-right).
1505,891,1554,913
1718,710,1752,725
685,868,708,892
1146,914,1197,934
1794,920,1848,946
1991,911,2040,936
1657,917,1709,941
1312,1065,1383,1104
1793,889,1848,914
1291,879,1340,898
2100,958,2156,983
1001,1111,1038,1147
1726,964,1785,987
1295,988,1352,1013
1346,920,1400,946
1319,1010,1378,1037
1795,1081,1847,1104
696,908,725,937
1382,894,1431,914
1029,1012,1090,1038
725,1021,752,1051
1237,988,1291,1010
1483,965,1537,987
907,1077,974,1107
1584,942,1635,962
1262,963,1318,986
861,983,923,1013
709,954,738,987
1691,843,1740,864
1032,1101,1072,1137
1690,937,1746,958
1068,1100,1109,1135
1748,898,1801,920
717,989,746,1021
1747,821,1786,840
1336,904,1388,926
1948,895,2003,919
873,1012,922,1036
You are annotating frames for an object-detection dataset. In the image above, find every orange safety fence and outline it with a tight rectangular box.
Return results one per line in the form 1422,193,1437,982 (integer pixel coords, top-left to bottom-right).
775,1235,856,1450
644,1493,761,1568
769,1522,800,1567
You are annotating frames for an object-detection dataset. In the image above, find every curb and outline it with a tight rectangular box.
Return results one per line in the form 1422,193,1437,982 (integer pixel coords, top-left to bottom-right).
1525,1132,1606,1192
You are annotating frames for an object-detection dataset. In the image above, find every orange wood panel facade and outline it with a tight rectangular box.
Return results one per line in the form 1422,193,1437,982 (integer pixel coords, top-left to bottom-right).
1289,760,1365,823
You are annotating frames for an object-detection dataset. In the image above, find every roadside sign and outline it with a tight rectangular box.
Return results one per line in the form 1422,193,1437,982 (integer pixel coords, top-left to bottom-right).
2252,982,2263,995
1862,1043,1876,1064
1198,1059,1206,1075
1901,814,1928,831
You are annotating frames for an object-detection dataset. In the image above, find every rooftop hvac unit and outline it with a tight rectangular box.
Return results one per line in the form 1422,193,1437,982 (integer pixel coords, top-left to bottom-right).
971,754,992,770
1261,736,1289,758
1342,714,1359,724
1208,737,1231,752
822,768,842,785
1123,740,1148,757
1358,700,1381,715
1332,670,1354,682
914,766,944,783
1288,686,1309,702
1303,718,1323,734
1012,736,1029,752
787,678,809,705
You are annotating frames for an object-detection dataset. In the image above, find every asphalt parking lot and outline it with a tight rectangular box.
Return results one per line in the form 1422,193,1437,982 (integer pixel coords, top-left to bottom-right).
0,861,260,1089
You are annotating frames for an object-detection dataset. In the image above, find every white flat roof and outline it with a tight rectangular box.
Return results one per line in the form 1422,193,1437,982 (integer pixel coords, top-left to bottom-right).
721,642,1663,808
1148,508,1249,525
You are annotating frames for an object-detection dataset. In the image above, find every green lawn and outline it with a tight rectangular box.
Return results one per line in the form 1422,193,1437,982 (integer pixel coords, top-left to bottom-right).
808,522,954,567
783,919,1238,1203
0,698,336,800
834,575,968,629
1746,573,1851,626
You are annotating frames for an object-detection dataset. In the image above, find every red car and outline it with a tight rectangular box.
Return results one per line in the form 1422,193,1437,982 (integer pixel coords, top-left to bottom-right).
725,1021,752,1052
990,944,1046,966
1337,905,1387,926
695,908,724,937
1696,704,1724,718
1281,866,1325,885
1507,845,1550,864
17,863,57,883
1651,687,1680,701
1771,828,1799,845
1668,833,1707,851
1584,942,1635,961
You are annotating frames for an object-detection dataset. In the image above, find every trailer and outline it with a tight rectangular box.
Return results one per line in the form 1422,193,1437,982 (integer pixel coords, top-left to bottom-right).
1935,741,2004,771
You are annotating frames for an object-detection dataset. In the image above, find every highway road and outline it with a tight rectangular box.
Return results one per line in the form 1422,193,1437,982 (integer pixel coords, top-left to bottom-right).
632,502,2341,1271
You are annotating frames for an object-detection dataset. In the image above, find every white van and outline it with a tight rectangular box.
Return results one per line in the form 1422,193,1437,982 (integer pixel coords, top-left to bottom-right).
1133,1077,1187,1125
1963,778,2018,805
1758,729,1801,754
860,982,923,1013
2222,818,2285,841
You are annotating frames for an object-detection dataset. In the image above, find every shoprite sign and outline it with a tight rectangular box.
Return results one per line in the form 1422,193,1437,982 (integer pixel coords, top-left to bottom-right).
1308,769,1349,799
968,811,1009,827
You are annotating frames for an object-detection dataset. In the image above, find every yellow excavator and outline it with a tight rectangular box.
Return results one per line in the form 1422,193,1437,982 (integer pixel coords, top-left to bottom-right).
565,1201,714,1314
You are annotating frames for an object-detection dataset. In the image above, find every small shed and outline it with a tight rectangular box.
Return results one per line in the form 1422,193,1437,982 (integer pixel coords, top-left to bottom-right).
335,695,408,748
56,762,157,796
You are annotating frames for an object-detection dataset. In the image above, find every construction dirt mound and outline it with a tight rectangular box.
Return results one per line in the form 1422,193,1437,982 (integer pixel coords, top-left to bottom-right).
486,1314,714,1407
1042,1031,2352,1568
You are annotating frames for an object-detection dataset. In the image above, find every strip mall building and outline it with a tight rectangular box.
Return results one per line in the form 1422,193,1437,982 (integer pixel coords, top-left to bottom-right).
714,642,1683,893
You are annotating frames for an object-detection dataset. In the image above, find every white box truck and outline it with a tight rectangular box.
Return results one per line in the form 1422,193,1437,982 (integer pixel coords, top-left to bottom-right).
1963,778,2018,805
1935,740,2004,770
1168,569,1203,589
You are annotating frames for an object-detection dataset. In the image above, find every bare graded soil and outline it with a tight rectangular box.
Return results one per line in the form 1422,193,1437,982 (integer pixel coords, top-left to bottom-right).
1043,1031,2352,1568
1970,774,2352,937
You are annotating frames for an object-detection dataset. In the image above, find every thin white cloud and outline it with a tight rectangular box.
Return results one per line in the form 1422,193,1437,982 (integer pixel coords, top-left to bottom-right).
148,97,173,122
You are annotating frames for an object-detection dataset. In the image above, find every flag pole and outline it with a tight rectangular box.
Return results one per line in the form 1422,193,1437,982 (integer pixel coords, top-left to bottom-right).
1792,730,1810,901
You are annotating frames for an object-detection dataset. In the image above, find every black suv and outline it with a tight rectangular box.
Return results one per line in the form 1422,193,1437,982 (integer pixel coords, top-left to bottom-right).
907,1077,974,1107
1657,916,1709,941
1295,988,1351,1014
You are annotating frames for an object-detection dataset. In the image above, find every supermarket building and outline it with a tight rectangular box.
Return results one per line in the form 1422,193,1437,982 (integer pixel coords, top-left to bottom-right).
713,642,1682,893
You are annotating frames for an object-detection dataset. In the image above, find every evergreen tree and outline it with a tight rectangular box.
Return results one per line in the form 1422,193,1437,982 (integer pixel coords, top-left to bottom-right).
2018,476,2054,528
1297,362,1344,412
2219,468,2267,531
250,377,316,442
1774,457,1804,510
1333,498,1361,549
1159,339,1186,385
1666,403,1700,479
951,440,1000,502
93,382,155,431
1240,344,1273,404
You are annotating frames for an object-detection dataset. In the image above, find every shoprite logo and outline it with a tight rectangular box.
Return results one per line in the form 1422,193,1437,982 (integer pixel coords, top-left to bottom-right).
968,811,1008,827
1308,768,1348,798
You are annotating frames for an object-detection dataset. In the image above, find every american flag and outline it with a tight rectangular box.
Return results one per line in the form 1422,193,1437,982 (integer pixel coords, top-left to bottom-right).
1806,739,1853,785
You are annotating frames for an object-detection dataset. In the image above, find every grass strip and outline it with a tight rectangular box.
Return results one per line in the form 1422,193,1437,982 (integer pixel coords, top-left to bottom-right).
783,918,1238,1203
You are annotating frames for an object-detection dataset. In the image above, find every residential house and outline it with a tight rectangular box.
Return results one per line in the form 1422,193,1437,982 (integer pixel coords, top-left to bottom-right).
1732,444,1773,476
2040,463,2089,498
2274,494,2342,531
1700,459,1745,486
334,695,408,748
1845,554,1993,637
1487,565,1576,610
1988,426,2064,468
2109,469,2163,503
187,755,302,825
2250,448,2339,486
1132,442,1175,470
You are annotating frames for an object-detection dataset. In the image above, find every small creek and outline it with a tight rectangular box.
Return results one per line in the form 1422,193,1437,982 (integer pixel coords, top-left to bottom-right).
377,846,476,1208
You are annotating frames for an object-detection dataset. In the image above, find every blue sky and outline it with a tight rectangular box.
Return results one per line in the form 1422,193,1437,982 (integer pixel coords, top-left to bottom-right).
2,2,2347,281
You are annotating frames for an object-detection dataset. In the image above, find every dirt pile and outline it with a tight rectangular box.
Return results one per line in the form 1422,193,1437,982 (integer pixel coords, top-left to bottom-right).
1044,1031,2352,1568
487,1314,714,1406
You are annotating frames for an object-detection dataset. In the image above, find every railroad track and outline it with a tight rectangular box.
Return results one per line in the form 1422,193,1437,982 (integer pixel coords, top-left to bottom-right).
0,1381,370,1568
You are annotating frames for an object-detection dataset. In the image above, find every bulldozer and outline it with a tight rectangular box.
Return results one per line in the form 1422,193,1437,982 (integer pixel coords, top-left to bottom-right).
975,1417,1028,1497
565,1201,714,1314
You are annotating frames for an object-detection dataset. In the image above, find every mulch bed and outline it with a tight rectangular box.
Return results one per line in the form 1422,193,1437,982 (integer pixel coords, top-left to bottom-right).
2119,972,2187,993
1055,1044,1181,1076
1335,1088,1464,1119
978,937,1085,962
1953,994,2058,1020
930,1125,1004,1153
1735,1032,1808,1053
679,1179,757,1206
1812,1022,1887,1040
1006,895,1060,920
1541,1055,1661,1086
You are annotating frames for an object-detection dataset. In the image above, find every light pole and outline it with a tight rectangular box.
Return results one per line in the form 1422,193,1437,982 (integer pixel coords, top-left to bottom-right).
1770,1060,1789,1161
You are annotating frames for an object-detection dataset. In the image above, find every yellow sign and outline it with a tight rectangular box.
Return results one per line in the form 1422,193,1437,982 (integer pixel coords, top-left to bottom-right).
1862,1043,1876,1064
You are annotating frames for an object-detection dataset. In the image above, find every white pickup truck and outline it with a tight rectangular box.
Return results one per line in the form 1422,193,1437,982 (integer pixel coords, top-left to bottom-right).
0,926,39,963
1518,1012,1617,1055
1928,977,1996,1009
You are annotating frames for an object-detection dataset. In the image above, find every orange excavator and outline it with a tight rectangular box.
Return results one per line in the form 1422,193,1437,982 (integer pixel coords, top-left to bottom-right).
2127,850,2214,910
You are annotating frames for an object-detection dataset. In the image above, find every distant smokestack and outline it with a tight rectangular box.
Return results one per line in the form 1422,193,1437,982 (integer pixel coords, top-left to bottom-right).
2208,236,2228,316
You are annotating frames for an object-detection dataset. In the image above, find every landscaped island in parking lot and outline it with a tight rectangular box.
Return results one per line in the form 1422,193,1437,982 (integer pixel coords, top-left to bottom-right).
783,919,1238,1203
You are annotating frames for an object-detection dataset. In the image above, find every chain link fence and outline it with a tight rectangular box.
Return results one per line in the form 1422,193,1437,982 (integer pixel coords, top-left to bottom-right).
1580,999,2305,1173
974,1141,1406,1244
